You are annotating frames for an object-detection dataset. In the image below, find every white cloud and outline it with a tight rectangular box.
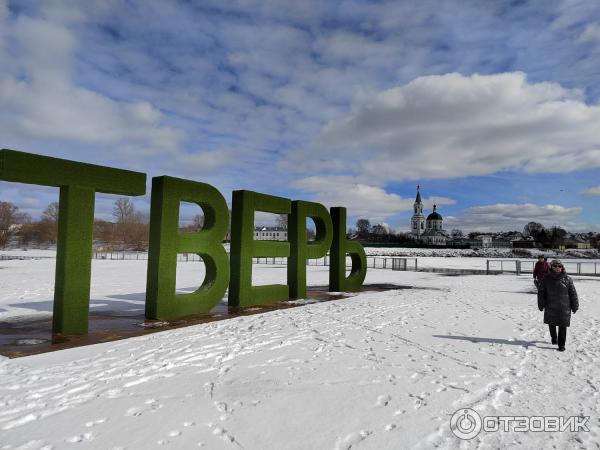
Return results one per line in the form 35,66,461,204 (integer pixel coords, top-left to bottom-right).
445,203,582,232
291,176,454,222
312,31,396,65
171,149,236,176
582,186,600,196
0,5,185,161
578,23,600,42
0,78,184,149
306,72,600,182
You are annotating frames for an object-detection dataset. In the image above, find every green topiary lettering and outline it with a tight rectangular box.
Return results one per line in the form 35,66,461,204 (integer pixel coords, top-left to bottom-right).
0,149,146,334
329,207,367,291
145,176,229,319
288,200,333,298
228,190,291,307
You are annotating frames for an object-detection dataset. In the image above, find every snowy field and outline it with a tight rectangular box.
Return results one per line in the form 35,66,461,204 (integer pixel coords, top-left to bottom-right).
1,255,599,449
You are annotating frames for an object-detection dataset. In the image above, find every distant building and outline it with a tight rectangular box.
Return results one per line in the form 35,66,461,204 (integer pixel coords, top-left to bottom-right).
468,235,492,248
512,237,536,248
489,238,512,248
562,233,591,250
410,186,446,245
254,226,287,241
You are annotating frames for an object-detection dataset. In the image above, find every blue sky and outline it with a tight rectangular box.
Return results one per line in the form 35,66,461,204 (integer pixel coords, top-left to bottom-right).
1,0,600,232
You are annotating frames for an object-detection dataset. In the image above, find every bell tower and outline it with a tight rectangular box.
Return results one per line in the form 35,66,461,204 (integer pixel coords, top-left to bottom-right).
410,185,425,239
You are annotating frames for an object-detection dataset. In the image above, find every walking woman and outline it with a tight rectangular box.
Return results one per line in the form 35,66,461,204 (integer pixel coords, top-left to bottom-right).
537,259,579,352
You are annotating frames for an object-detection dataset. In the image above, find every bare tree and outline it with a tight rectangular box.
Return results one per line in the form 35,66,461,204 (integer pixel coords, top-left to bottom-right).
17,222,41,246
356,218,371,236
94,219,116,249
549,226,567,248
111,198,148,250
523,222,544,240
125,211,149,251
113,197,135,224
42,202,59,223
0,201,28,249
38,202,59,244
370,224,387,236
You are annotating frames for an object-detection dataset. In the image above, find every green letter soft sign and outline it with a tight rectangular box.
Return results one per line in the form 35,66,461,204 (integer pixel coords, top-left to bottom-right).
288,200,333,298
0,149,146,334
329,207,367,291
145,176,229,319
229,190,291,307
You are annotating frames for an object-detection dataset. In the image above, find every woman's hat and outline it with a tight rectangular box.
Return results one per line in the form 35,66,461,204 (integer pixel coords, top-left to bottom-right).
550,259,563,267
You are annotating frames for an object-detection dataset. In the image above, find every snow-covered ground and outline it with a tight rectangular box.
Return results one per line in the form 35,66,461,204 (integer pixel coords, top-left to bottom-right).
0,256,599,449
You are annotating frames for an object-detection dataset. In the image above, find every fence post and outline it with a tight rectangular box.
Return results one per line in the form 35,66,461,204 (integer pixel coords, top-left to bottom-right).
578,262,581,274
486,260,489,275
516,260,521,276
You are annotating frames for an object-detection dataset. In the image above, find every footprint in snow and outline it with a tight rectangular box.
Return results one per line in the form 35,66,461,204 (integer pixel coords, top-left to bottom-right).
334,430,372,450
105,388,123,399
66,432,94,443
212,426,235,443
85,417,107,427
125,399,162,417
376,394,391,407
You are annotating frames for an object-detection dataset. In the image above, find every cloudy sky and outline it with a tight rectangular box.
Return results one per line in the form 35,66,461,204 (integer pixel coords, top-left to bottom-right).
1,0,600,232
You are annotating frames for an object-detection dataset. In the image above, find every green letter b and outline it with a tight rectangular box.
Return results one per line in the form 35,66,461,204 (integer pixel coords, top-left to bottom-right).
329,207,367,291
145,176,229,319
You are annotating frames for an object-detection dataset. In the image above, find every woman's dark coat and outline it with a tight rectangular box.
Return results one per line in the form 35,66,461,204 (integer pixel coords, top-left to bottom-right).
537,271,579,327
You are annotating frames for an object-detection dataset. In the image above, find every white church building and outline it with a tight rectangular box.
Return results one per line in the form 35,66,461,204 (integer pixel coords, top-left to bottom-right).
410,186,446,245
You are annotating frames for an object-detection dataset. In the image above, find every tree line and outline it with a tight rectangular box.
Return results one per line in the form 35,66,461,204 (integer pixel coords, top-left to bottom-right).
348,218,600,249
0,199,150,251
520,221,600,249
5,200,597,251
0,200,287,250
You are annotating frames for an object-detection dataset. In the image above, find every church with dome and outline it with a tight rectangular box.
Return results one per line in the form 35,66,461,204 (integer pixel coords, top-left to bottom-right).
410,186,446,245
